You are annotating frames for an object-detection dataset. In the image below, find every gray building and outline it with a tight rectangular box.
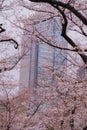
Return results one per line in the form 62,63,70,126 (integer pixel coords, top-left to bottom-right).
20,17,67,89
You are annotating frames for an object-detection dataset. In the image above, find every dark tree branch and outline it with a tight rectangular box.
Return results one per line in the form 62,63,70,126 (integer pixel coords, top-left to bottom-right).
50,3,87,63
0,24,5,33
0,24,20,73
29,0,87,25
29,0,87,63
0,39,19,49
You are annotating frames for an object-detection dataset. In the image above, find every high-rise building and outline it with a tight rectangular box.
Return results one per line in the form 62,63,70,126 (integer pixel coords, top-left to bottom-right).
20,17,67,89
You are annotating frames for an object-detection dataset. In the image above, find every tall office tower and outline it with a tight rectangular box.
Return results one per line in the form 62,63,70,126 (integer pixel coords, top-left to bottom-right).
20,17,67,90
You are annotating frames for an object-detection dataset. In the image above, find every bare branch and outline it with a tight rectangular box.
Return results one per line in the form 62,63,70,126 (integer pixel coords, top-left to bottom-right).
0,39,19,49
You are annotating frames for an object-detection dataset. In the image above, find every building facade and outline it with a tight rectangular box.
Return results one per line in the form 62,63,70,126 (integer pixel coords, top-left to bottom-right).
20,17,67,89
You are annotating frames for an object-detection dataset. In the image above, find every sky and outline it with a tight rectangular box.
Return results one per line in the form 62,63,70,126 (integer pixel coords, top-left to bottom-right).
0,0,31,95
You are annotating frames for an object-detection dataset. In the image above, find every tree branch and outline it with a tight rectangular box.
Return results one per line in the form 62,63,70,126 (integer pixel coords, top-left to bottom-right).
0,39,19,49
29,0,87,25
